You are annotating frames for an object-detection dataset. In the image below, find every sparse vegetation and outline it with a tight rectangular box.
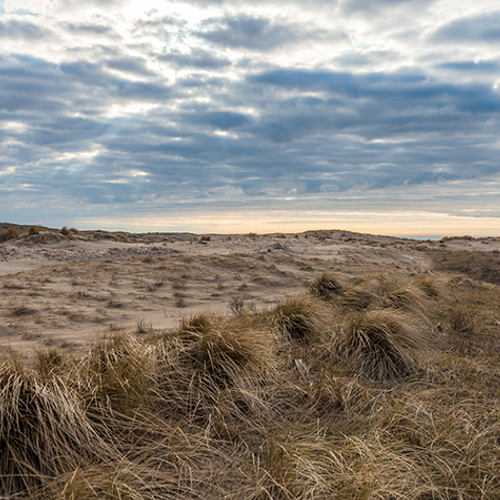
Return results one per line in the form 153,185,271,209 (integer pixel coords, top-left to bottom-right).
335,309,424,380
28,225,44,235
431,250,500,285
309,271,343,300
2,231,500,498
60,226,79,236
0,227,19,242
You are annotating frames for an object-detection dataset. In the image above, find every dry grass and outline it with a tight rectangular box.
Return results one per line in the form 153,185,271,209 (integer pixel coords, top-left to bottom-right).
2,268,500,498
0,227,19,242
431,250,500,285
335,309,425,381
0,362,111,496
309,271,343,300
267,295,329,343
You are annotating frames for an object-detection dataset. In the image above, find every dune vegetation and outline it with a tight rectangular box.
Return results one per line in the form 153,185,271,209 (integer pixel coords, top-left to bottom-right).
2,259,500,499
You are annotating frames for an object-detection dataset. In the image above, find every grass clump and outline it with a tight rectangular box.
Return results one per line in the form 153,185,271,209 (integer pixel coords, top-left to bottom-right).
28,225,44,235
178,313,277,378
335,310,424,381
0,227,19,242
269,295,328,344
0,363,109,496
83,332,158,413
309,272,343,300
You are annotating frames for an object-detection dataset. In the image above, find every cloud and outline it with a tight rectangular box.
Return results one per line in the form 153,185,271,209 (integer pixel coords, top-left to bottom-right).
0,16,52,39
64,22,114,35
197,13,326,51
432,10,500,43
438,60,500,72
340,0,432,14
248,67,500,117
1,0,500,233
161,48,231,69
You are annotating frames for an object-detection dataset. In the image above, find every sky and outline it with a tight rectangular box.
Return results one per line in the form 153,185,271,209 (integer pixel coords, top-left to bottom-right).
1,0,500,236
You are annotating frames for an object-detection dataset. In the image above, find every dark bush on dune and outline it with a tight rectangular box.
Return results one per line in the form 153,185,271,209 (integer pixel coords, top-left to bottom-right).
0,228,19,242
309,272,343,300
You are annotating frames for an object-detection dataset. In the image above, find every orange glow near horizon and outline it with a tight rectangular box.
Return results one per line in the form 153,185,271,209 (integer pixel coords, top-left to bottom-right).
74,210,500,237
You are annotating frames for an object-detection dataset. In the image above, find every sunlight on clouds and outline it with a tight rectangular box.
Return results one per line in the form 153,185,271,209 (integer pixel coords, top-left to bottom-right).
124,0,215,24
105,102,159,118
1,121,28,133
58,149,101,163
0,166,17,176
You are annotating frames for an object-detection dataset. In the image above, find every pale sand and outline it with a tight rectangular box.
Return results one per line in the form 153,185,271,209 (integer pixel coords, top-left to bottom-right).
1,229,499,356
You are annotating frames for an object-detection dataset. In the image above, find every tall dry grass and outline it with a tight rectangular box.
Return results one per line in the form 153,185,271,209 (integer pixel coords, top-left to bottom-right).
0,363,111,496
2,268,500,498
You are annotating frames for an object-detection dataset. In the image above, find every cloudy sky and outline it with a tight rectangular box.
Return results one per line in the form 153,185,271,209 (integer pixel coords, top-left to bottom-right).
1,0,499,236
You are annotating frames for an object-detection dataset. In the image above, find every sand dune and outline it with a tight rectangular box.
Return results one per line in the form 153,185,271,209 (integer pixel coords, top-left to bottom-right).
1,226,499,356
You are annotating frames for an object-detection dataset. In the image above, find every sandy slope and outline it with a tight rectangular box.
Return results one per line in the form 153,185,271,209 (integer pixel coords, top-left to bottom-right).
1,228,499,357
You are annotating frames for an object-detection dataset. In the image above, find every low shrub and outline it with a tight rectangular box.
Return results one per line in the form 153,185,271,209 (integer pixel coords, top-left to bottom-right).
309,272,343,300
269,295,327,344
0,227,19,242
28,225,44,235
336,310,424,381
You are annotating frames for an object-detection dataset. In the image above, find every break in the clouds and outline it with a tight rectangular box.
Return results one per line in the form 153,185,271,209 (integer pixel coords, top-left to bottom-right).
1,0,500,235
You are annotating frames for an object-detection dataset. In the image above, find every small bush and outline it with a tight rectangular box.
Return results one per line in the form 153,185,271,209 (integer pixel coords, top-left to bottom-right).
309,272,343,300
0,228,19,242
28,225,44,235
336,310,424,381
229,295,246,315
270,295,327,343
60,226,79,236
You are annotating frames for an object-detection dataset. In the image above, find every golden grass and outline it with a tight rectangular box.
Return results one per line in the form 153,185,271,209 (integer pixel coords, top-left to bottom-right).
2,268,500,498
335,309,425,380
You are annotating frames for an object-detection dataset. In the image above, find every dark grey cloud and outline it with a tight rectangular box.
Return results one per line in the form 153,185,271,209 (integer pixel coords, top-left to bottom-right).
432,10,500,43
197,14,326,50
438,60,500,72
2,1,500,232
340,0,431,13
106,56,154,77
248,67,500,116
0,17,52,39
64,22,114,35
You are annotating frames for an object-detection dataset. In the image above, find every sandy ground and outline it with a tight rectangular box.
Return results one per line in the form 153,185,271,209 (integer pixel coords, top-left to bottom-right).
1,229,499,357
